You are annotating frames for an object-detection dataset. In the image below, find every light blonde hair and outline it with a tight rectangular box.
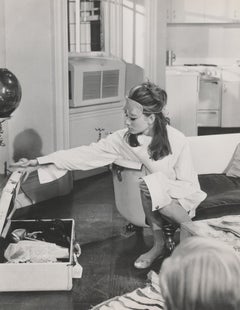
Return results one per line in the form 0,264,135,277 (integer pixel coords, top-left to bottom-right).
159,236,240,310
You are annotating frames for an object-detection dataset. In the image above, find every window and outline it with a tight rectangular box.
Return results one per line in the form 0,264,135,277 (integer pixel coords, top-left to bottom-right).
68,0,104,53
68,0,145,68
122,0,144,66
107,0,145,67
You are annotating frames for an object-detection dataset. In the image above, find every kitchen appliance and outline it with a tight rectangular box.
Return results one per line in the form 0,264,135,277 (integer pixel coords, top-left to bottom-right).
184,64,222,127
69,56,126,108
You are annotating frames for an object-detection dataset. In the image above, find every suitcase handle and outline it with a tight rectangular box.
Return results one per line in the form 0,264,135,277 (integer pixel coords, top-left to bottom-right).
73,242,81,257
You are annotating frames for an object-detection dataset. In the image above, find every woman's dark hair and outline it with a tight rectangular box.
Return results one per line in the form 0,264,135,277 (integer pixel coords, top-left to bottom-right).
125,81,172,160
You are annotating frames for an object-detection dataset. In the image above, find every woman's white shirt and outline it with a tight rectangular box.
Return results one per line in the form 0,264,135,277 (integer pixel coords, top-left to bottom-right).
37,125,206,216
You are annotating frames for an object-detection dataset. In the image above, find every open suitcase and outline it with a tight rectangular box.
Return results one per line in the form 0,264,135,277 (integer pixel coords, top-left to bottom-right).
0,170,82,291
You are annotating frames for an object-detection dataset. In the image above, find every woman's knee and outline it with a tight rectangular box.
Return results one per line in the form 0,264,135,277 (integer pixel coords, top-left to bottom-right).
158,200,191,223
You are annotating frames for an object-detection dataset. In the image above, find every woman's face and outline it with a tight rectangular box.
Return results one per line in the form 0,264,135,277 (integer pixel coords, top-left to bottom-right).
124,109,150,135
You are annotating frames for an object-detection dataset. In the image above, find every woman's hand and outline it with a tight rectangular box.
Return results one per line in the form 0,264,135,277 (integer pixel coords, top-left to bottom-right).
139,180,151,197
9,158,39,182
10,158,38,168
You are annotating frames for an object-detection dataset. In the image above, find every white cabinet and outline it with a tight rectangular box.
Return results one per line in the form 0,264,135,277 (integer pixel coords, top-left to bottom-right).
233,0,240,21
168,0,240,23
221,71,240,127
166,70,199,136
205,0,240,23
69,102,124,147
205,0,228,22
166,0,172,23
170,0,205,23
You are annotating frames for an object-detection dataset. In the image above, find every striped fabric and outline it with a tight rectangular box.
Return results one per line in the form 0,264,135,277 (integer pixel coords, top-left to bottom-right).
91,271,165,310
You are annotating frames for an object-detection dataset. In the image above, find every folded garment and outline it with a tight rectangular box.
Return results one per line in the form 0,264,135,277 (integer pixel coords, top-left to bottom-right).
221,217,240,227
209,223,240,238
4,240,69,263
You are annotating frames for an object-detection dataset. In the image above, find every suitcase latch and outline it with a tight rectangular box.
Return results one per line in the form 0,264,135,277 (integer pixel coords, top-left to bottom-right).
72,253,83,278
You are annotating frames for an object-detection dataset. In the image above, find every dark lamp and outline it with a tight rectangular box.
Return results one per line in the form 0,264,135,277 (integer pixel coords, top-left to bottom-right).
0,68,22,118
0,68,22,147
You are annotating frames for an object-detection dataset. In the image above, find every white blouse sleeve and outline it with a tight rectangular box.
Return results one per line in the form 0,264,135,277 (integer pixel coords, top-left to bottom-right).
37,131,123,183
141,140,206,210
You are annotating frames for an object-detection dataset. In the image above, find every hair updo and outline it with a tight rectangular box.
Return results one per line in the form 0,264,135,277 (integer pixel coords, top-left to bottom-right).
125,81,172,160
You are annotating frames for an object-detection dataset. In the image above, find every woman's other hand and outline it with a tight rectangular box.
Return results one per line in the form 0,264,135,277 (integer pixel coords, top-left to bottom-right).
139,180,151,197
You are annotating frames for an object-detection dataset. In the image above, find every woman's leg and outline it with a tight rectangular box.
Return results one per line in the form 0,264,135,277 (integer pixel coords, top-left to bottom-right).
159,199,192,254
159,198,191,224
135,193,192,269
134,190,165,269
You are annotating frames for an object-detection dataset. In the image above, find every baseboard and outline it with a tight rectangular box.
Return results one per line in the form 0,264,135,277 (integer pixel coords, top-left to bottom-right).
16,171,73,208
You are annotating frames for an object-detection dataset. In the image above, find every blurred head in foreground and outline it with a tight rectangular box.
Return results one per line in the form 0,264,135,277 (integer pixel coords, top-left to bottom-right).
159,236,240,310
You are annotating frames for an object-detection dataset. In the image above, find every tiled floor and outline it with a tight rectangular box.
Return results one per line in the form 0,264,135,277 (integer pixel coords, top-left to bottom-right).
0,172,163,310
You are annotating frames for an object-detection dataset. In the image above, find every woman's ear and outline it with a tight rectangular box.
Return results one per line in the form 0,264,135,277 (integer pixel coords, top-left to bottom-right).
147,114,156,125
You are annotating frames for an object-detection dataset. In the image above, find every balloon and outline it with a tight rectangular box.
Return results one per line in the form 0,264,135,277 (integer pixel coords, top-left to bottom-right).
0,68,22,118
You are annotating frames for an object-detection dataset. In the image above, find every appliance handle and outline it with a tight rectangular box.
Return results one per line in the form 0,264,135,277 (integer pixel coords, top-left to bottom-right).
201,79,219,84
198,111,218,114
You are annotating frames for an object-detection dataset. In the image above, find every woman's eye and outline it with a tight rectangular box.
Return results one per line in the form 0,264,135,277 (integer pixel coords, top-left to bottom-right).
124,113,137,121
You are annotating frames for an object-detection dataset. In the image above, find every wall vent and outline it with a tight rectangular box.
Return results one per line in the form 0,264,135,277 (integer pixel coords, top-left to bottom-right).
83,71,101,100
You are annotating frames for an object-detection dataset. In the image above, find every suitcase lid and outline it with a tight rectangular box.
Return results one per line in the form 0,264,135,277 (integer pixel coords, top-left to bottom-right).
0,169,26,236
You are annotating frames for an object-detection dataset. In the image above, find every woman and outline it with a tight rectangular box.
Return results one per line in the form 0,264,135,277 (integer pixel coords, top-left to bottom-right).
159,236,240,310
11,81,206,269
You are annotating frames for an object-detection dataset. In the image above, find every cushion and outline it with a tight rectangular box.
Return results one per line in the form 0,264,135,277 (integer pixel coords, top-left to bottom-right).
225,143,240,177
195,174,240,219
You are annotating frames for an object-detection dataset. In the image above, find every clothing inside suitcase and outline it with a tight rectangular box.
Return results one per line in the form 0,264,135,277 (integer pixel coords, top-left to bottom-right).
0,219,73,263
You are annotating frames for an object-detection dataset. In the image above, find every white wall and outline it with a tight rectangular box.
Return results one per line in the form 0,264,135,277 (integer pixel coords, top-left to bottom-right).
0,0,8,174
1,0,71,203
4,0,57,163
0,0,5,66
167,24,240,65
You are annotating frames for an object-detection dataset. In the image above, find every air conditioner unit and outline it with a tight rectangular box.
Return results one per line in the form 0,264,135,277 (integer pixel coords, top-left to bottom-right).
69,56,126,107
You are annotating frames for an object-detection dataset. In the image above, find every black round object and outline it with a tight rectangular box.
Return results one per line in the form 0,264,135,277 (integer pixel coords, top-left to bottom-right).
0,68,22,118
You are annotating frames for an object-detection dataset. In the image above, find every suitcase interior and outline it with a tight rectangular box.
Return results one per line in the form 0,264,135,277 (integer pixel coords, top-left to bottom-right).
0,218,74,264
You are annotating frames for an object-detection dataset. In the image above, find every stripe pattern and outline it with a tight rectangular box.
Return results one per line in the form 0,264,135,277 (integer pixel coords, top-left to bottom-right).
91,271,165,310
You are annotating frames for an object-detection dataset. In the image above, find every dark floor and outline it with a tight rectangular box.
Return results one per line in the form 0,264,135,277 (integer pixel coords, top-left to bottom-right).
0,172,164,310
